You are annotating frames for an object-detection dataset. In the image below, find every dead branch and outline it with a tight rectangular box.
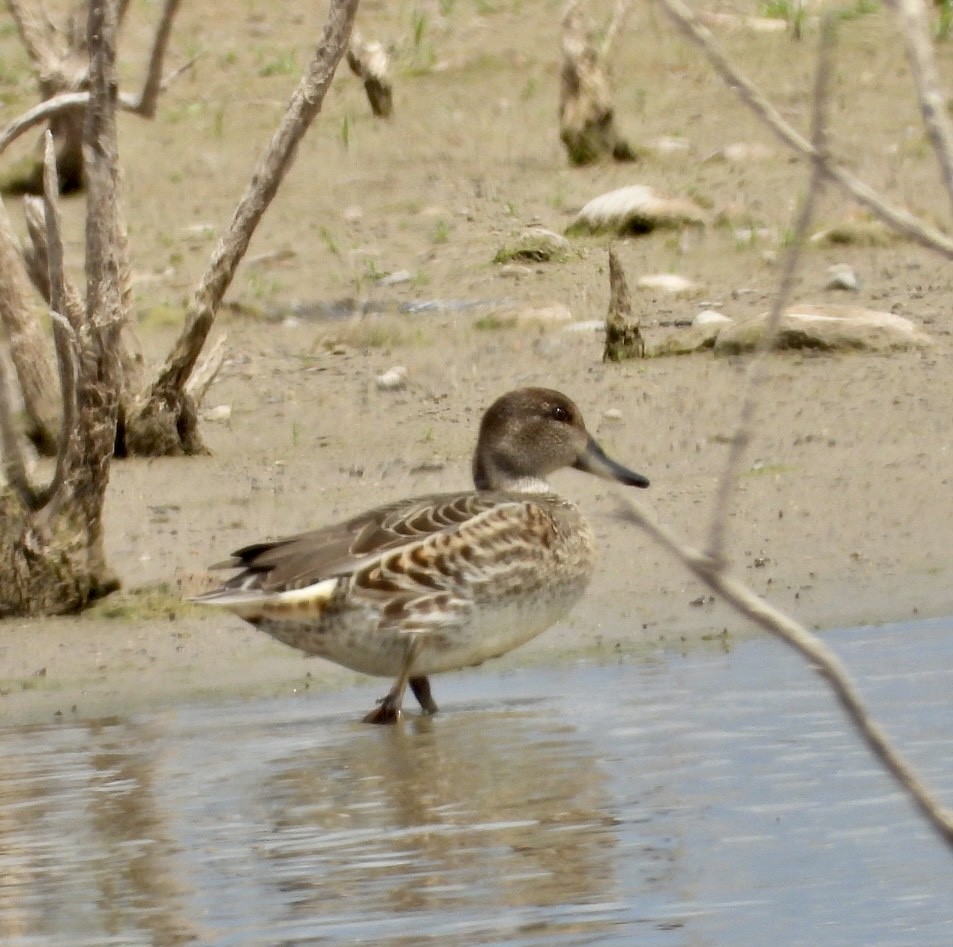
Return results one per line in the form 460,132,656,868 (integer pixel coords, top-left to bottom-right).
886,0,953,222
37,135,81,511
0,195,60,452
347,30,393,118
129,0,361,455
707,17,833,567
0,92,89,157
0,355,38,507
603,246,644,361
1,0,184,195
184,332,226,407
559,0,636,165
616,490,953,850
125,0,181,117
59,0,125,589
653,0,953,259
619,13,953,853
600,0,632,60
5,0,60,67
0,0,187,161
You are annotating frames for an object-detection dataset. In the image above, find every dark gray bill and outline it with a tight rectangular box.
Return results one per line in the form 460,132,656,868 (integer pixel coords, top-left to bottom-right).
574,436,649,488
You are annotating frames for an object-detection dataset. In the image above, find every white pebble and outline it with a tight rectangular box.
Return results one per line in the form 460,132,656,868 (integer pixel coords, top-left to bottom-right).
376,366,408,391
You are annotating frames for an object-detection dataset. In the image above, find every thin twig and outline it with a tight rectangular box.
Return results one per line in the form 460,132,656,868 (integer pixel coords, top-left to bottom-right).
886,0,953,223
150,0,360,399
654,0,953,259
124,0,182,117
0,0,183,155
36,133,80,511
617,490,953,850
0,92,88,156
601,0,633,60
707,18,834,565
0,355,38,508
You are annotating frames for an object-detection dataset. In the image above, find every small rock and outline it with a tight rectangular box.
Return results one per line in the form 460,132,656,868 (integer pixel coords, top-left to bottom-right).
709,142,774,163
497,264,533,279
493,227,572,264
562,319,606,334
204,404,232,423
694,309,733,326
603,408,623,422
646,136,691,156
714,304,934,355
825,263,861,291
375,366,408,391
376,269,414,287
567,185,708,237
637,273,696,294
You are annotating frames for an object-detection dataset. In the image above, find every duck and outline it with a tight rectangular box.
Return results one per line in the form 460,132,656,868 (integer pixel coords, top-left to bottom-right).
193,387,649,723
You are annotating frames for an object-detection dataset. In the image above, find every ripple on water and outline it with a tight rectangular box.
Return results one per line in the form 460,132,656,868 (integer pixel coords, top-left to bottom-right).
0,617,952,946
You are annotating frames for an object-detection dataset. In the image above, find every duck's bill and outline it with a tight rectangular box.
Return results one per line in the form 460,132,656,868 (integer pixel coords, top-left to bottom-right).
575,436,650,488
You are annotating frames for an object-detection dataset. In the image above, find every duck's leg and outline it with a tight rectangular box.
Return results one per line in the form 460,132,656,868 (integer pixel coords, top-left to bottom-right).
409,676,439,715
363,638,421,724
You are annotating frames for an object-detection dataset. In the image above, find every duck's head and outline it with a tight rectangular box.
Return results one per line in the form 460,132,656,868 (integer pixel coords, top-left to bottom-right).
472,387,650,493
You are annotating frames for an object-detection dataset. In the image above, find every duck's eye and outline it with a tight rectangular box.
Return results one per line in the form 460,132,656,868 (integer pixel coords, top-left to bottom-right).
550,404,571,423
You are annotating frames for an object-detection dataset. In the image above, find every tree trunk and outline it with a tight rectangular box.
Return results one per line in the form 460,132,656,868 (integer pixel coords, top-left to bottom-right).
0,0,124,616
559,0,636,166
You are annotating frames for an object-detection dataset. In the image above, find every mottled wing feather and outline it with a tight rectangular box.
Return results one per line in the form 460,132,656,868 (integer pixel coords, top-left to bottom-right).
216,491,521,593
353,498,561,634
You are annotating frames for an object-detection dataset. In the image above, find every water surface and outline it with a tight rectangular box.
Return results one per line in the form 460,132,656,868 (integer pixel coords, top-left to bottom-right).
2,618,952,945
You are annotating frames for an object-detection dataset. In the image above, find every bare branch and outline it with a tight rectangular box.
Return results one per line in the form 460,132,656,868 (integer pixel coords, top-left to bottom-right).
35,134,81,512
0,92,88,157
84,0,129,336
123,0,182,117
653,0,953,259
0,355,38,508
706,17,833,566
40,311,80,508
0,196,60,452
5,0,60,68
617,490,953,850
886,0,953,222
150,0,360,400
184,332,226,407
600,0,633,60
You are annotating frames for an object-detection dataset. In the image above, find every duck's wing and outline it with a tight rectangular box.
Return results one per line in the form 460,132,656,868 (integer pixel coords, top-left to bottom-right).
205,491,511,594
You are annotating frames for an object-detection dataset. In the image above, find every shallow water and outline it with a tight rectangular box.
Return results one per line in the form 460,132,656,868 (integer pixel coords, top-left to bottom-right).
1,618,952,947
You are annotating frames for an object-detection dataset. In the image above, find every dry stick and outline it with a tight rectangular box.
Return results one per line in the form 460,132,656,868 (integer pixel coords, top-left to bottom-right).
5,0,59,68
184,333,226,406
0,92,88,156
617,491,953,849
0,357,37,507
0,195,60,450
634,14,953,852
887,0,953,222
151,0,360,398
601,0,633,60
0,0,184,155
126,0,182,117
707,19,833,566
37,133,81,512
654,0,953,260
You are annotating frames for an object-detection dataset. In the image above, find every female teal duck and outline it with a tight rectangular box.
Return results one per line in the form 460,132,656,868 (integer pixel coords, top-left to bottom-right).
195,388,649,723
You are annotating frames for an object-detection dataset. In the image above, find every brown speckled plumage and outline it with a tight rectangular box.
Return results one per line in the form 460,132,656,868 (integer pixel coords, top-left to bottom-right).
194,388,649,723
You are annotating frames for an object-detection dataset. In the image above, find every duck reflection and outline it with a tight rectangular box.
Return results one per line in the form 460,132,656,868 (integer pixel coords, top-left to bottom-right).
257,707,620,930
